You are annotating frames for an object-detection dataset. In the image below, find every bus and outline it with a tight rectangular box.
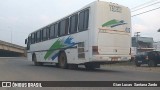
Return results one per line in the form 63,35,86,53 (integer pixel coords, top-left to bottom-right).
25,1,131,69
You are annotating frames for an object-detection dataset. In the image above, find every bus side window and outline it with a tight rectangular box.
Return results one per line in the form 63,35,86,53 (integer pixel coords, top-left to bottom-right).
46,27,50,40
31,33,35,44
55,23,59,37
78,9,89,32
42,28,47,41
69,14,78,34
40,30,42,42
59,18,69,36
50,25,55,39
78,11,84,32
65,18,69,35
35,32,37,43
25,39,27,44
36,31,40,43
26,36,31,50
84,9,89,30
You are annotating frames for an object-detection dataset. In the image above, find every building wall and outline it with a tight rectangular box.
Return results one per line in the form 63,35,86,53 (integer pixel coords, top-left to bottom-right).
132,37,154,55
153,42,160,51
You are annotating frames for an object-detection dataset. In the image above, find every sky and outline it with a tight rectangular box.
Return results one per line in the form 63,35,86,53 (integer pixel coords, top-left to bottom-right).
0,0,160,46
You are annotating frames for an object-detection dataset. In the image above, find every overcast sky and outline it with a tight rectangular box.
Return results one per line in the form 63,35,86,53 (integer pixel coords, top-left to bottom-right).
0,0,160,46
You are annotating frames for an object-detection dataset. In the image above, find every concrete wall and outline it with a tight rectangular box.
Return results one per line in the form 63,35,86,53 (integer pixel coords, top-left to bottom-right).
0,40,26,57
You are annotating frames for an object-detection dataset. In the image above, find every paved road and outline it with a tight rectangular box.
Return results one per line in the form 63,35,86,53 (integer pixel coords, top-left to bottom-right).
0,57,160,90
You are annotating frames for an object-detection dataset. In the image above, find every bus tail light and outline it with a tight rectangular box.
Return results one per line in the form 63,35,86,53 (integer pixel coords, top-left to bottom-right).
92,46,99,55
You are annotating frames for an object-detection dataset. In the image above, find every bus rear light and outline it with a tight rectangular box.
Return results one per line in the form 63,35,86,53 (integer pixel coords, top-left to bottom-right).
92,46,99,55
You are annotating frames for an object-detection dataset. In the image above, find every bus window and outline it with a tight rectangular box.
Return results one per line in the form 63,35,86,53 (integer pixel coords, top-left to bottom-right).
55,23,59,37
78,11,84,31
25,39,27,44
65,18,69,34
42,28,47,41
36,31,41,43
69,14,78,34
27,36,31,50
59,18,69,36
31,33,35,44
40,30,43,42
46,27,50,40
84,9,89,30
50,25,55,39
78,9,89,32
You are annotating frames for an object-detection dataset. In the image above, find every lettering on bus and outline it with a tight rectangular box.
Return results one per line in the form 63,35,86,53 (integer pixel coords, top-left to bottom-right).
109,5,122,13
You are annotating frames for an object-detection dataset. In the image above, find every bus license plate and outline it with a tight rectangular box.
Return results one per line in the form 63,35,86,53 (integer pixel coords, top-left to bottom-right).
111,57,119,61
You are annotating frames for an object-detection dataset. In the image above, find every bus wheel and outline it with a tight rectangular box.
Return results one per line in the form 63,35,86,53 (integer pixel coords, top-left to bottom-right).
85,64,95,70
85,63,99,70
58,52,68,69
68,64,78,70
32,54,43,66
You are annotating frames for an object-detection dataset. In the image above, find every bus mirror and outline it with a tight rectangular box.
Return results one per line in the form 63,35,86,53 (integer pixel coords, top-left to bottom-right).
25,39,27,44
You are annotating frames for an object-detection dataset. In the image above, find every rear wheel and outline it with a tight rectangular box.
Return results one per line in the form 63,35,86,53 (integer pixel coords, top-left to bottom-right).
85,63,100,70
148,60,157,67
85,65,95,70
58,52,68,69
68,64,78,69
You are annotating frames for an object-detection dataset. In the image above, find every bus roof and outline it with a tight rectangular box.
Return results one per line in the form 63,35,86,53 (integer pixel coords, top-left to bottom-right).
29,1,129,35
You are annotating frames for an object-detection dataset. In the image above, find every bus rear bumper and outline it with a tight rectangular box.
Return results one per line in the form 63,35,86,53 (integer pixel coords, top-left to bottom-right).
91,55,131,62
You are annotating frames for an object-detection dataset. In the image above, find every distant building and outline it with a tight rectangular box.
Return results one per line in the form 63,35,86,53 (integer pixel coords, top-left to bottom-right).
153,42,160,51
132,37,154,54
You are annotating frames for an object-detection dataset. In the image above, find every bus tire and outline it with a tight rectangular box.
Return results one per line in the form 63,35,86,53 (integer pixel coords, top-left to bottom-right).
32,54,43,66
58,51,68,69
85,65,95,70
68,64,78,70
85,63,100,70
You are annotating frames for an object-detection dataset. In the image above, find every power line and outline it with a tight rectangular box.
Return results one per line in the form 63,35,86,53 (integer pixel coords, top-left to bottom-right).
131,1,160,12
131,0,158,10
132,6,160,17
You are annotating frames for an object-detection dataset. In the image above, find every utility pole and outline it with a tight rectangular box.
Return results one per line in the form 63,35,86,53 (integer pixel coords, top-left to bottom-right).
134,32,140,54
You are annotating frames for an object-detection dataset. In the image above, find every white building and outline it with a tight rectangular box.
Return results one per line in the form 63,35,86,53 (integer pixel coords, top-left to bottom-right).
153,42,160,51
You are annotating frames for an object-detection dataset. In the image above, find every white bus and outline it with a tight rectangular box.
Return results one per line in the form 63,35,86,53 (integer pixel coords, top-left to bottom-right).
25,1,131,69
